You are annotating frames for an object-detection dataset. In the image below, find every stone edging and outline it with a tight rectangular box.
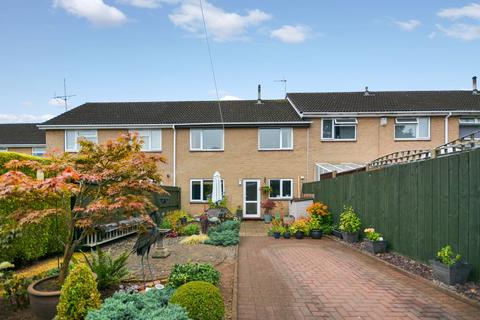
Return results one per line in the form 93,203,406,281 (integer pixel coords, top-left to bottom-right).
232,244,239,320
325,235,480,310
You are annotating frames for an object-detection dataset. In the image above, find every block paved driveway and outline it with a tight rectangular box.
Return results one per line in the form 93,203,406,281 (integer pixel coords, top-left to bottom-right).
237,232,480,319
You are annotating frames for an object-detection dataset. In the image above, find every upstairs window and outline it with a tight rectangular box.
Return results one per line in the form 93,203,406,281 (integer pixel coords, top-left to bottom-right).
65,130,98,152
190,179,224,202
258,128,293,150
269,179,293,199
395,117,429,140
459,118,480,139
322,118,357,140
129,129,162,151
32,147,46,157
190,129,224,151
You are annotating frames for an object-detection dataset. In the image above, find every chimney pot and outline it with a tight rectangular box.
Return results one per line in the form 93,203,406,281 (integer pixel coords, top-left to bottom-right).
257,84,262,104
364,86,369,96
473,76,478,95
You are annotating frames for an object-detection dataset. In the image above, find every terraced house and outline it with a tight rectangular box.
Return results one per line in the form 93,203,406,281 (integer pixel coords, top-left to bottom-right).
37,81,480,217
0,123,46,156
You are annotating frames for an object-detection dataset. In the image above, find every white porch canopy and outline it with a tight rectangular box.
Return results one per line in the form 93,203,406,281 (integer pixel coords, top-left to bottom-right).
315,163,365,181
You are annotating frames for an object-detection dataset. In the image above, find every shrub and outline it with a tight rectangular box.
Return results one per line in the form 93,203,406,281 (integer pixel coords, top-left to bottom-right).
170,281,224,320
215,220,240,232
289,218,309,234
86,288,189,320
339,206,361,233
164,210,193,233
0,261,31,309
0,152,49,176
85,247,129,290
181,223,199,236
180,234,209,245
168,263,220,288
57,263,101,320
437,245,461,266
204,229,239,246
364,228,383,241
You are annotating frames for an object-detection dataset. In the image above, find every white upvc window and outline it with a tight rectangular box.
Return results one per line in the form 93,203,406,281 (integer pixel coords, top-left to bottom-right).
258,128,293,150
129,129,162,151
65,130,98,152
0,147,7,152
321,118,357,141
32,147,46,157
190,129,224,151
459,118,480,139
394,117,430,140
190,179,225,202
268,179,293,199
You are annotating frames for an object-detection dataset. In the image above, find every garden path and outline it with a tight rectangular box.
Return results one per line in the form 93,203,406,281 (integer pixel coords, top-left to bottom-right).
237,225,480,319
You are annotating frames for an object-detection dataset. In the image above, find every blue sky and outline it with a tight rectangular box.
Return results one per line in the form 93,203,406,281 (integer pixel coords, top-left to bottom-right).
1,0,480,122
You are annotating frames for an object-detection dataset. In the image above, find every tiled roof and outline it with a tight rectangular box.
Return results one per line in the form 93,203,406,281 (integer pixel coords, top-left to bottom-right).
287,91,480,113
41,100,305,127
0,123,46,145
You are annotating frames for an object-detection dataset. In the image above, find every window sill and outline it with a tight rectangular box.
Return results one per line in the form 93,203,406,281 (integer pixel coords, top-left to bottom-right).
190,201,208,204
321,139,357,142
258,148,294,151
190,149,224,152
268,197,293,201
394,138,431,141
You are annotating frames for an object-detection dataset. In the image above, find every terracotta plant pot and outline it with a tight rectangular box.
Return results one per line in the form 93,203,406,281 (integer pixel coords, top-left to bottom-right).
28,276,61,320
310,229,323,239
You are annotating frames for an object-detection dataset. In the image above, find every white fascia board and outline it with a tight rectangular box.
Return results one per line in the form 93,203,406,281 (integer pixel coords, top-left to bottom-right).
302,110,480,117
0,144,46,148
286,96,304,118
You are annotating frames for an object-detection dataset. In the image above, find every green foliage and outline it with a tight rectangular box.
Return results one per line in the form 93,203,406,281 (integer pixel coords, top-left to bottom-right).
86,288,189,320
215,220,240,232
0,152,49,176
0,261,31,309
339,206,362,233
168,263,220,288
320,224,333,235
57,263,101,320
437,245,462,266
269,224,286,234
164,210,193,233
85,247,129,290
181,223,199,236
208,198,227,209
170,281,224,320
205,229,239,246
364,228,383,241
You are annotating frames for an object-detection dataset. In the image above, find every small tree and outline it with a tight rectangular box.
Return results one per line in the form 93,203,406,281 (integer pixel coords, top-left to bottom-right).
0,134,165,284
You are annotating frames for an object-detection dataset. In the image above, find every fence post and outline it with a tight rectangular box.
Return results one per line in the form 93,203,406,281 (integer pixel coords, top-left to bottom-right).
332,171,337,179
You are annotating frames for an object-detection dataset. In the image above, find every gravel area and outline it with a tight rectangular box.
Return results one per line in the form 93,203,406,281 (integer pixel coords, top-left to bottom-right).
330,235,480,304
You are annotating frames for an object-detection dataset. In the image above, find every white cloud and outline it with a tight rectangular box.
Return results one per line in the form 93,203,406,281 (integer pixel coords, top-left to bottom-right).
0,114,55,123
428,31,437,39
436,23,480,41
270,25,311,43
393,19,421,31
53,0,127,26
438,3,480,20
220,95,240,100
168,0,271,41
118,0,174,9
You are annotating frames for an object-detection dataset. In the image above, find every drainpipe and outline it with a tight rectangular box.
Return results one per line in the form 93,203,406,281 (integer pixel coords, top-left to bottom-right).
173,125,176,186
444,112,452,144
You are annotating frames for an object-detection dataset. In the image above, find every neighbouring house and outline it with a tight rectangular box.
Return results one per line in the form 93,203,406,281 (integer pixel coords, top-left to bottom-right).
0,123,46,156
36,78,480,217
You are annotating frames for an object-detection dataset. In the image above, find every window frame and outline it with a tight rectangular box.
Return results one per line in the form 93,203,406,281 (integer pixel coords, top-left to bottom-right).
190,178,225,203
459,117,480,140
268,178,294,199
64,130,98,152
189,128,224,151
321,118,358,141
32,147,46,157
129,129,162,152
394,117,430,141
0,147,7,152
258,127,293,151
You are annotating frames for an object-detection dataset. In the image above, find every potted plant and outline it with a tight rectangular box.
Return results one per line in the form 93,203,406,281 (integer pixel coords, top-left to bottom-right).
0,134,164,319
363,228,387,254
332,224,343,239
283,226,291,239
431,245,471,285
309,220,323,239
270,224,285,239
261,199,276,223
290,219,309,239
339,206,361,243
261,185,272,195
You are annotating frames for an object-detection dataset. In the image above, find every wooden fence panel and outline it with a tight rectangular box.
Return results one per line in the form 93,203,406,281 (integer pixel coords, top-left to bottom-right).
302,148,480,281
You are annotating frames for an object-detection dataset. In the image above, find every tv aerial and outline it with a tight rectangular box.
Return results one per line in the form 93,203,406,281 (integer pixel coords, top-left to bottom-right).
274,77,287,97
52,78,76,111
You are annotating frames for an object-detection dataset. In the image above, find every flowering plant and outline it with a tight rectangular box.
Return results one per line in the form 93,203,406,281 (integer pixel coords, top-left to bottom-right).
307,202,333,232
364,228,383,241
289,218,310,234
307,202,329,217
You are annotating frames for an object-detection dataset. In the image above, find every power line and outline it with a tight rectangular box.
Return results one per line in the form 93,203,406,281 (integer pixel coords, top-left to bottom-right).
198,0,224,129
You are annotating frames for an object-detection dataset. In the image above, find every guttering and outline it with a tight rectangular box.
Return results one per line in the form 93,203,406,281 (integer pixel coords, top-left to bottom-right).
37,121,312,130
300,110,480,117
0,144,46,148
445,112,452,143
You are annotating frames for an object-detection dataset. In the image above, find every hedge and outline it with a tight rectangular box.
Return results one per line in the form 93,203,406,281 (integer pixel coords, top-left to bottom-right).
0,151,49,176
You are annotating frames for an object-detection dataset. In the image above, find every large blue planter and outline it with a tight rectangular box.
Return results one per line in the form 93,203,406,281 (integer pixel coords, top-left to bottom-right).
264,214,272,223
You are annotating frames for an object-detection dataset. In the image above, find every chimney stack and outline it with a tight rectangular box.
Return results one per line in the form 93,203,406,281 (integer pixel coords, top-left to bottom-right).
257,84,262,104
364,86,370,96
473,76,478,95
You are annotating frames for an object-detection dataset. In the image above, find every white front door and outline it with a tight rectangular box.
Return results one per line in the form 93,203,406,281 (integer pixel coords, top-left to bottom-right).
243,179,261,218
